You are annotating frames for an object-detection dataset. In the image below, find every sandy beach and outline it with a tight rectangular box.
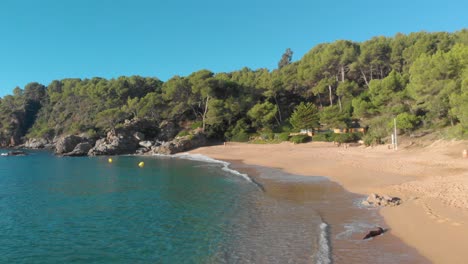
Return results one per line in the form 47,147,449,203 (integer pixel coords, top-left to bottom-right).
190,139,468,264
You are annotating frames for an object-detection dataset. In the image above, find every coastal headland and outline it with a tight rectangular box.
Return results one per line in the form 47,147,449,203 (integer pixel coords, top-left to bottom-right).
190,140,468,264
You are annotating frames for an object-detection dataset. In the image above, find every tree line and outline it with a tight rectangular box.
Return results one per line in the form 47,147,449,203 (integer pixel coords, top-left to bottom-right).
0,30,467,146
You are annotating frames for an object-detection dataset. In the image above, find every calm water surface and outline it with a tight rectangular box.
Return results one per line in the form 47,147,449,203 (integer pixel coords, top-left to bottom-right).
0,150,325,263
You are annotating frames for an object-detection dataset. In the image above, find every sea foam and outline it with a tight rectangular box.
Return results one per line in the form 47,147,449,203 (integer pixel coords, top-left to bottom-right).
316,222,331,264
156,153,253,183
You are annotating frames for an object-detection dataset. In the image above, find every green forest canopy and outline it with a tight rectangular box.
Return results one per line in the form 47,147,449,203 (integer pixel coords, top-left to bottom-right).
1,30,467,145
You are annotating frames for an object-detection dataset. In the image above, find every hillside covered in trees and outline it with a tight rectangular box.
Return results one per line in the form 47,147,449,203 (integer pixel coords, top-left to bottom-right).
0,30,467,148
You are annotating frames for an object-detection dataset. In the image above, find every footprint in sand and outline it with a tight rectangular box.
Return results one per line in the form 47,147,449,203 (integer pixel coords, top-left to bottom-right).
422,202,464,226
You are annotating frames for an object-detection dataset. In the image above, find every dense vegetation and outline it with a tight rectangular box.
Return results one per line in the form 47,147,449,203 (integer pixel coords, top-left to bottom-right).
1,30,467,146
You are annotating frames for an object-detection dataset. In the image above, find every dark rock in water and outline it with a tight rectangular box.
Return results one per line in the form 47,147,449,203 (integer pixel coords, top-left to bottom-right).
63,142,93,156
362,193,402,207
363,227,385,240
2,150,28,156
151,132,207,155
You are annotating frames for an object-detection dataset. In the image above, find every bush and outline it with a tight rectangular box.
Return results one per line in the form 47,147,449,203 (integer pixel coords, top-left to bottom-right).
365,116,393,145
353,132,364,141
260,132,275,140
289,135,311,144
312,132,363,143
177,130,190,137
312,132,335,142
441,124,468,140
362,133,382,146
191,121,203,129
278,123,293,133
388,113,420,133
27,121,55,138
226,119,251,139
276,132,290,141
115,123,125,129
231,131,250,142
333,132,363,143
68,122,86,134
85,129,98,138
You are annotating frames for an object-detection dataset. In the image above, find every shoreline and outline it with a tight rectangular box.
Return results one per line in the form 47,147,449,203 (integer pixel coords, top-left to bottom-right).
190,141,468,264
224,160,427,263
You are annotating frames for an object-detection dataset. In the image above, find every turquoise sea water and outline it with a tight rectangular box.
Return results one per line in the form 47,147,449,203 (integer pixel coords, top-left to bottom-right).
0,150,326,263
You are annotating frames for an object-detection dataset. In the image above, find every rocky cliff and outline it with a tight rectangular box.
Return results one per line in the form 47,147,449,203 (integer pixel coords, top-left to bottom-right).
16,117,209,156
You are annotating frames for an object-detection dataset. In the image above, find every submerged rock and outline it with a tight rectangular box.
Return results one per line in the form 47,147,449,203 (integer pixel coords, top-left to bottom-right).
1,150,28,156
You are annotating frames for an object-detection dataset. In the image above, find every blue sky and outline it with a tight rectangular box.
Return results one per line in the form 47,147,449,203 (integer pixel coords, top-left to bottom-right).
0,0,466,97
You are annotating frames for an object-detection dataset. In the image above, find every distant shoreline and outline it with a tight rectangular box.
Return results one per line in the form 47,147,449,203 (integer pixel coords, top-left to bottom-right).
190,140,468,263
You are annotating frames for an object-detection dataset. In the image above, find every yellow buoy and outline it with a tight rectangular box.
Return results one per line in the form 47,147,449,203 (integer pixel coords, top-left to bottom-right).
138,161,145,168
108,158,113,163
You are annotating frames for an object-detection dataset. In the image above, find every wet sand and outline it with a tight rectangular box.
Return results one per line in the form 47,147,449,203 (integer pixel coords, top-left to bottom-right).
228,162,428,263
190,140,468,263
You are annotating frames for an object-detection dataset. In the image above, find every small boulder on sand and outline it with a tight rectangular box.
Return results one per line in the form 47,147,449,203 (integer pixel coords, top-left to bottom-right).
362,193,402,207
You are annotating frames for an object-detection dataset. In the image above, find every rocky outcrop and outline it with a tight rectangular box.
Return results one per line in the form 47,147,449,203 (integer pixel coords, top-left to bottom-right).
41,118,197,156
151,132,207,155
55,135,87,155
158,120,179,141
54,134,97,156
135,141,157,155
124,118,160,139
88,118,159,156
362,193,402,207
63,142,93,156
139,141,154,148
7,112,25,147
24,138,50,149
88,132,139,156
134,132,145,141
0,108,45,148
